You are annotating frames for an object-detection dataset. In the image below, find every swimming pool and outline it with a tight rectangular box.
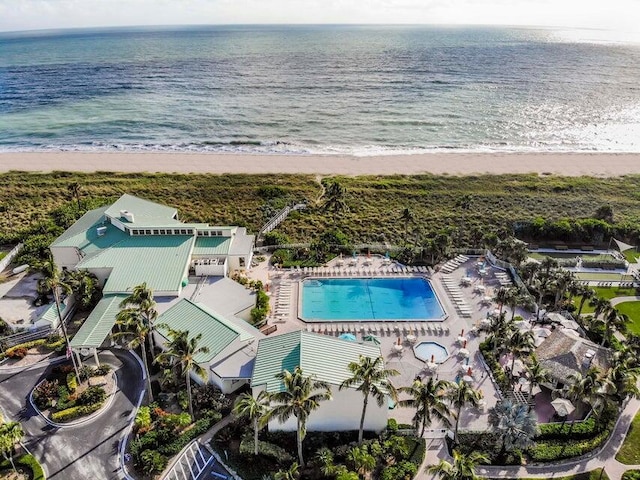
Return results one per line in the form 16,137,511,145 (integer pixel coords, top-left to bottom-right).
414,341,449,363
300,277,446,322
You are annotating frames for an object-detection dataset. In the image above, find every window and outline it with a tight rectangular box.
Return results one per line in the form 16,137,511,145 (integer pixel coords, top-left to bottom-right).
239,257,245,267
159,229,166,235
145,229,152,235
217,230,223,236
180,229,187,235
153,229,159,235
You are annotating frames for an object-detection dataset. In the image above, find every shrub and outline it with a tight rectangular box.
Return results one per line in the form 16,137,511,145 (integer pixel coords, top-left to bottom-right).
622,470,640,480
387,418,398,433
33,379,59,409
0,454,45,480
528,428,611,461
134,406,152,434
51,402,103,422
7,347,28,359
56,385,75,410
44,334,64,350
78,365,94,381
239,435,294,463
263,231,290,246
178,390,189,411
6,339,47,357
192,384,231,414
380,461,418,480
139,450,168,474
77,386,106,406
93,364,112,376
66,372,78,392
157,415,218,456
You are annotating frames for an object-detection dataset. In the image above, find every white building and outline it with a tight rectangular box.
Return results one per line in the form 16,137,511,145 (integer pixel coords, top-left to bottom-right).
251,330,389,433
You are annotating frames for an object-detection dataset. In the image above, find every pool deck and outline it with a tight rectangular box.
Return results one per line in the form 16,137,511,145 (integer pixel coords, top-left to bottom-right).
245,254,536,431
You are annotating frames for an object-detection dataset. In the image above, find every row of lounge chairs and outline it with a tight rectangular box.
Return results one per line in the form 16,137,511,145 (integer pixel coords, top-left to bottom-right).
306,322,450,336
296,265,431,276
441,276,473,318
440,255,470,274
274,282,293,319
494,271,513,287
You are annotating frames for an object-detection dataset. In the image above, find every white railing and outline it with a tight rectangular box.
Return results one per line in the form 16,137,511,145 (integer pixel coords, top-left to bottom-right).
0,243,23,273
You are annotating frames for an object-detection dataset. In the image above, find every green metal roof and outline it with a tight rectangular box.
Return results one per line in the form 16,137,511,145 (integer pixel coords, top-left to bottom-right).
77,235,194,294
157,299,254,363
193,237,232,256
251,331,382,393
38,301,65,325
104,194,177,224
70,294,128,348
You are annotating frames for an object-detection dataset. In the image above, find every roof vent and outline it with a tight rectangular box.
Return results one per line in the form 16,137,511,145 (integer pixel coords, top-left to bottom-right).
96,226,107,237
120,210,135,223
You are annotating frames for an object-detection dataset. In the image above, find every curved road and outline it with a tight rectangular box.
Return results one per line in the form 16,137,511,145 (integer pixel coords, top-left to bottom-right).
0,349,143,480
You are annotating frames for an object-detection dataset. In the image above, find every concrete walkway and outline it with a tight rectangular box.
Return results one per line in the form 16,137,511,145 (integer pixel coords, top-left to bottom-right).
610,296,640,307
416,387,640,480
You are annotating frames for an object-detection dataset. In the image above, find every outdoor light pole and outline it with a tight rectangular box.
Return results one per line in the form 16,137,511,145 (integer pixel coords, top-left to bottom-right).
53,286,81,381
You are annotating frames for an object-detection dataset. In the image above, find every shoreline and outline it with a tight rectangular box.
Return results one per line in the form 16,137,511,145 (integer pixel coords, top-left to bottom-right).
1,151,640,176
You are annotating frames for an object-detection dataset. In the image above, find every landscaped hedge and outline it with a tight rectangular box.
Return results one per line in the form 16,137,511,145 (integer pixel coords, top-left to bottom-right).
0,454,45,480
528,428,611,461
239,436,294,463
537,405,616,441
622,470,640,480
157,414,221,456
51,401,104,422
479,340,510,394
0,338,48,360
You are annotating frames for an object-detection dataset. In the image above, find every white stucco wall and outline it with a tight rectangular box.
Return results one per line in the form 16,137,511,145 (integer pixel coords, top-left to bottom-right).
262,385,388,433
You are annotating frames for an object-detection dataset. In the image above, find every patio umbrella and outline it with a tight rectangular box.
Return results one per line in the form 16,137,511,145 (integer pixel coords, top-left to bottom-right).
339,333,357,342
533,327,552,338
551,398,575,417
515,320,531,331
463,375,474,383
458,348,470,358
363,334,381,345
560,319,580,330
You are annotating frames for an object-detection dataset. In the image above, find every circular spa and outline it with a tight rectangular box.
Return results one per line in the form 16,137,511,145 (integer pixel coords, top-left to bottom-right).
413,341,449,364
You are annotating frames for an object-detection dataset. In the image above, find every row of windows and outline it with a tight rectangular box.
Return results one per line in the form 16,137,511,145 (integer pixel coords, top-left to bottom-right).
128,228,228,236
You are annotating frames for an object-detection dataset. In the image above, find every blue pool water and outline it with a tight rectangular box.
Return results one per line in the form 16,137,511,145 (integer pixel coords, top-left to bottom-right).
413,342,449,364
300,278,445,321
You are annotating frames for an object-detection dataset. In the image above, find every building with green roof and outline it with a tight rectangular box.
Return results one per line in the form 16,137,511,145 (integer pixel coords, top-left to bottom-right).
251,331,388,433
155,299,263,393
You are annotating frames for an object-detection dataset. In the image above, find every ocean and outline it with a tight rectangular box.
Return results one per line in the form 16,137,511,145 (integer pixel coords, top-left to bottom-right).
1,25,640,155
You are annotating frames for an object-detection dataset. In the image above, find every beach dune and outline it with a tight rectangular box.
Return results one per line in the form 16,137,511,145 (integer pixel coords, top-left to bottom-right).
1,152,639,177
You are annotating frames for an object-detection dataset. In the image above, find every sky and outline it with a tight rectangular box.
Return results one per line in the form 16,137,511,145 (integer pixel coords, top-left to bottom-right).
1,0,639,34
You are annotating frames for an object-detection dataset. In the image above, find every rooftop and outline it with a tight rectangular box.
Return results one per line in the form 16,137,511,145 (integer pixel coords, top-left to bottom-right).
77,235,194,294
70,294,128,348
189,276,256,317
104,194,177,224
156,299,260,363
251,330,382,393
536,328,611,382
193,236,232,256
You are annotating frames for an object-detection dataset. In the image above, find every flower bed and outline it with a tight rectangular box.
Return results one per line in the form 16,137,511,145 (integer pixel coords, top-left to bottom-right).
0,454,45,480
32,363,113,423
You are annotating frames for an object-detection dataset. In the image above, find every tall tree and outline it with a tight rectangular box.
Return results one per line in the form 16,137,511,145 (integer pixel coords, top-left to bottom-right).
233,392,269,456
504,286,524,321
155,329,210,419
63,269,102,311
39,257,80,380
399,377,453,437
428,449,488,480
0,421,24,474
274,462,300,480
599,308,630,347
607,348,640,401
339,355,399,444
112,308,155,402
524,355,550,410
576,286,596,318
262,367,332,467
493,288,510,317
400,208,414,245
119,282,158,355
446,381,482,444
488,400,538,456
321,180,349,224
506,329,535,374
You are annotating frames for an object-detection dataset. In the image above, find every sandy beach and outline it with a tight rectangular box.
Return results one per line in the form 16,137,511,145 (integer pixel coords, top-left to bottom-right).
1,152,640,176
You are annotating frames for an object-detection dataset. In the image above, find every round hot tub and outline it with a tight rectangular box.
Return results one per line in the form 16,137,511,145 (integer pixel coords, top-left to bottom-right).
413,341,449,364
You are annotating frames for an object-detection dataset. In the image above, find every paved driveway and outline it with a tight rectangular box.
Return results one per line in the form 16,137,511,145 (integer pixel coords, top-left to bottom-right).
0,349,143,480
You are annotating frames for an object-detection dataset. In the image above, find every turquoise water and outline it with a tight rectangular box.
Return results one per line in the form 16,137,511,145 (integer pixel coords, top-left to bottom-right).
2,26,640,153
300,278,445,321
413,342,449,363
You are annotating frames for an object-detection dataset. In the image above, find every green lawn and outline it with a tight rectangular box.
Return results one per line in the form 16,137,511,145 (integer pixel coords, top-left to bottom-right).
617,411,640,464
615,302,640,335
574,272,633,282
573,286,637,315
623,248,640,263
529,252,617,262
509,469,608,480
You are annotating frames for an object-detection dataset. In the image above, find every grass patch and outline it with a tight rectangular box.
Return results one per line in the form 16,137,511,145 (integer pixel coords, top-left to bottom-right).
623,248,640,263
617,411,640,464
0,454,45,480
574,272,634,282
573,286,637,315
615,301,640,335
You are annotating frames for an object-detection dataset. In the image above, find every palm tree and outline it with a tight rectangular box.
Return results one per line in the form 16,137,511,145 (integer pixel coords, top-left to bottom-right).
339,355,399,444
262,367,332,467
63,269,102,311
485,313,513,357
488,400,538,456
233,392,269,455
39,258,80,380
274,462,299,480
553,270,576,309
446,381,482,444
399,377,453,437
506,329,535,374
321,180,348,219
525,355,550,410
0,421,24,473
599,309,630,347
566,367,613,416
400,208,414,244
67,181,82,210
155,329,210,419
428,449,488,480
493,288,510,317
607,348,640,401
112,308,155,402
347,445,376,478
576,286,596,318
120,283,158,355
504,286,523,321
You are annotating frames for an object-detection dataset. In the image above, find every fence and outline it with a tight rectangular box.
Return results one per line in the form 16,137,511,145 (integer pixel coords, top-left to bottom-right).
0,243,23,273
